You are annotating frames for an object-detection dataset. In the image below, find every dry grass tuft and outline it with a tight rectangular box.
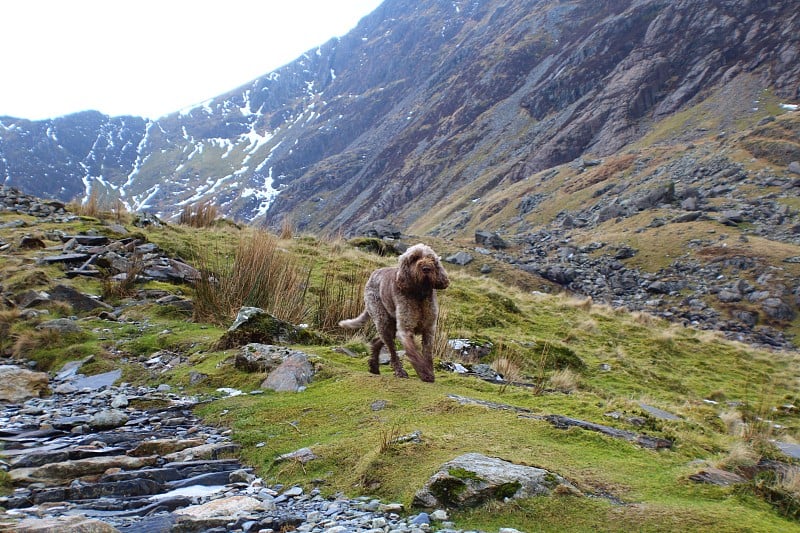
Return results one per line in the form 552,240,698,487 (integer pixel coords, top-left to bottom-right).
0,309,21,353
102,254,145,301
312,265,370,334
550,367,580,393
68,188,130,222
179,200,218,228
192,229,310,325
11,329,61,359
69,189,102,218
279,217,294,240
491,349,524,393
631,310,662,327
716,442,760,471
719,410,744,436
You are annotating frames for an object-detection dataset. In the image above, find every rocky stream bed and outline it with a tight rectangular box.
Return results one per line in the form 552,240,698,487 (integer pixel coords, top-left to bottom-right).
0,361,467,533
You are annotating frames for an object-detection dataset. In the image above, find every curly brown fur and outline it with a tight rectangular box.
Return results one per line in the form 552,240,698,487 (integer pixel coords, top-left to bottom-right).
339,243,449,382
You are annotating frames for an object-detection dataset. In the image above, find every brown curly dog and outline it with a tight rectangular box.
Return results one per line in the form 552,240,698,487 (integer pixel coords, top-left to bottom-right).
339,243,450,382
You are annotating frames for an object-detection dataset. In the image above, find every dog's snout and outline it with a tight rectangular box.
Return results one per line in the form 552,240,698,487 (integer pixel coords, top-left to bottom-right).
422,265,433,273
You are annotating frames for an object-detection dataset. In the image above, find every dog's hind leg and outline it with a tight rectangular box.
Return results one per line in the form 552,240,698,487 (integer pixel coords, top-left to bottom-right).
368,337,383,375
374,318,408,378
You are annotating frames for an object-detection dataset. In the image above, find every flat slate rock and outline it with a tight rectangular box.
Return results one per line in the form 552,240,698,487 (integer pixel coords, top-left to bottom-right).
40,253,91,263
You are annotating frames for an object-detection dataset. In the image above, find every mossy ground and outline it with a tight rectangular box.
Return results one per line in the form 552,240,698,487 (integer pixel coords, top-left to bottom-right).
2,211,799,531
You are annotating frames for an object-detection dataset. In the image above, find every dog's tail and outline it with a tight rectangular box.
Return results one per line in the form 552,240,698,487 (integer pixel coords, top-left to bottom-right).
338,310,370,329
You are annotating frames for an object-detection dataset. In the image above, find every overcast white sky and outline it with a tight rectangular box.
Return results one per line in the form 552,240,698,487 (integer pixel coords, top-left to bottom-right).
0,0,384,120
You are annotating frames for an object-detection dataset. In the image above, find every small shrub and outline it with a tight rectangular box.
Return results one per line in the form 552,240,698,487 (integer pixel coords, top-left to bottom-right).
379,424,403,454
532,342,551,395
69,188,101,218
493,357,522,392
750,468,800,520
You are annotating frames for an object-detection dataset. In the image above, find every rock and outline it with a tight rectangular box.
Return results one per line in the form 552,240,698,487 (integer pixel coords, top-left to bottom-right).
18,235,46,250
40,253,91,264
49,284,113,313
9,456,159,486
717,289,742,303
261,353,315,392
89,409,129,430
235,343,295,373
475,230,508,249
11,514,120,532
71,369,122,390
15,290,51,309
445,251,474,266
216,307,326,350
356,220,402,239
162,442,240,462
275,447,318,464
412,453,577,509
788,161,800,175
0,365,50,402
446,338,493,363
128,438,206,457
110,394,129,408
36,318,83,334
761,298,795,321
689,467,746,486
174,495,265,523
775,441,800,460
638,403,681,421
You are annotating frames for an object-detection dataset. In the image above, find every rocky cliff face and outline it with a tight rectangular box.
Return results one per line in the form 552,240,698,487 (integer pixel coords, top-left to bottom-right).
1,0,797,232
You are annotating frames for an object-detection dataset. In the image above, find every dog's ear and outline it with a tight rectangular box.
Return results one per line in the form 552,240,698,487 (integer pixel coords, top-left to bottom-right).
433,257,450,290
396,247,421,292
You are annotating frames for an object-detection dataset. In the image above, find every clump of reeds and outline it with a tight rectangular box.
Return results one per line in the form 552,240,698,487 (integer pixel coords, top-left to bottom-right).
192,229,310,325
179,200,218,228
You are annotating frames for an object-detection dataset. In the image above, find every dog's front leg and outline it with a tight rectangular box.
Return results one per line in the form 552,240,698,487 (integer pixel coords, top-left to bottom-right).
399,330,434,382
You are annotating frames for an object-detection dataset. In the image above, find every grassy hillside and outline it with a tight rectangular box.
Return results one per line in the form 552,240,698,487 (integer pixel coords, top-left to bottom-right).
1,208,799,531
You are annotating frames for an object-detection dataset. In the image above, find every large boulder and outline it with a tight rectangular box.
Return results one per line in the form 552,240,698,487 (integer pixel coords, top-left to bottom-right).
174,495,267,531
356,220,402,240
215,307,327,350
413,453,578,509
49,284,112,314
0,365,50,402
475,230,508,249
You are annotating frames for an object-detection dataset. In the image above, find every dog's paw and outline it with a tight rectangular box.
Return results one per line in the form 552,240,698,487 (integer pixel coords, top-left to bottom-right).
368,361,381,375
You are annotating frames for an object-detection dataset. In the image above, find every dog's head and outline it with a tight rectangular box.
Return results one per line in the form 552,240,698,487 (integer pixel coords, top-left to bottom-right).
396,243,449,294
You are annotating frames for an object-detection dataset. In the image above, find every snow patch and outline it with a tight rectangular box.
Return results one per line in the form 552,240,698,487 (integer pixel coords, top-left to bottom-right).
780,103,799,111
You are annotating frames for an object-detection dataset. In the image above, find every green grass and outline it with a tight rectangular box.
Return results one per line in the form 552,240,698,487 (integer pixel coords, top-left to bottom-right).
2,209,799,531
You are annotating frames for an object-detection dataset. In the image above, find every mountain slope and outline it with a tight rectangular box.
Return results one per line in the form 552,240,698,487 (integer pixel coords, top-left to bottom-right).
2,0,799,348
1,0,797,231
